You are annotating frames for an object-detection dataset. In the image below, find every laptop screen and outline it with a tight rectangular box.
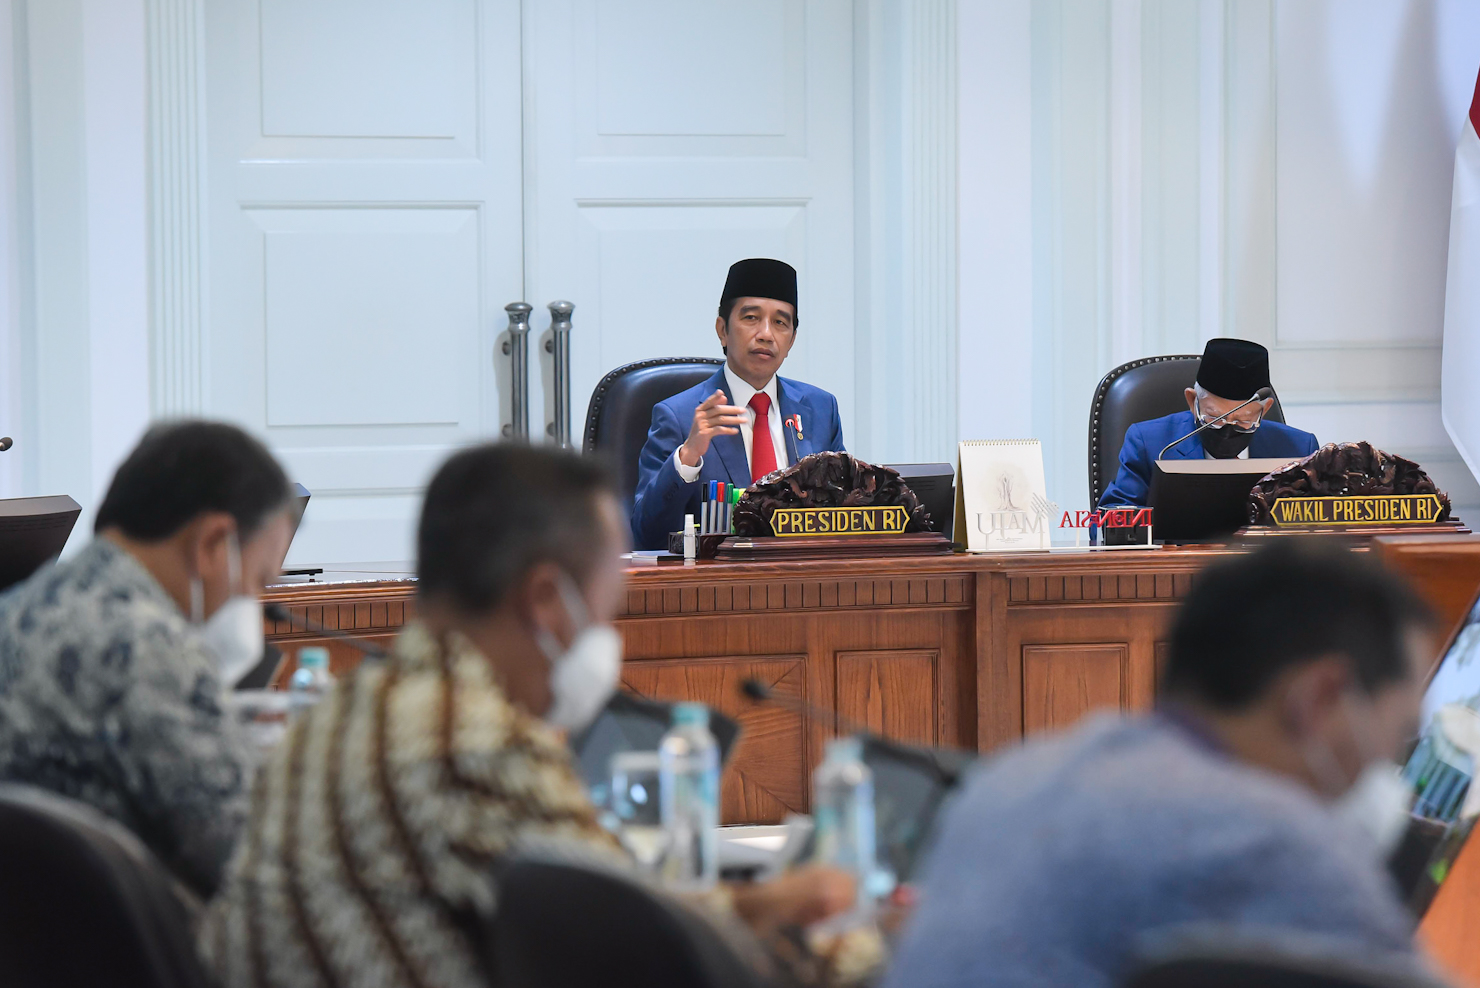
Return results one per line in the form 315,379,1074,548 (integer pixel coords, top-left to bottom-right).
1395,588,1480,914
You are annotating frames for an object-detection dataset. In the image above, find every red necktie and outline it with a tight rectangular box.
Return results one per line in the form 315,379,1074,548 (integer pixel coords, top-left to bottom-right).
748,393,778,482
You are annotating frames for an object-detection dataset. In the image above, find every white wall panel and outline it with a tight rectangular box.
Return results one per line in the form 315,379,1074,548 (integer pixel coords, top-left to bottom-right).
959,0,1480,525
257,207,478,428
5,0,150,549
957,0,1033,443
1275,0,1477,347
0,0,22,499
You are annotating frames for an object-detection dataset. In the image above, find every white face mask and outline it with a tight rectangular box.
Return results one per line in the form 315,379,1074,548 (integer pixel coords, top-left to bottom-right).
191,534,264,688
1303,693,1413,857
534,573,622,732
1333,759,1413,856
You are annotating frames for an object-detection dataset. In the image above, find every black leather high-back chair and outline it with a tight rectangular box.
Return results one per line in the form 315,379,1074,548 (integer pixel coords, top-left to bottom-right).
489,853,769,988
1088,355,1286,507
0,784,213,988
584,357,725,512
1122,950,1452,988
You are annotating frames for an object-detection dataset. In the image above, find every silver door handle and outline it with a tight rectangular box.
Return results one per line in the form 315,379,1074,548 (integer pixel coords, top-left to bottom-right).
545,300,574,449
501,302,532,440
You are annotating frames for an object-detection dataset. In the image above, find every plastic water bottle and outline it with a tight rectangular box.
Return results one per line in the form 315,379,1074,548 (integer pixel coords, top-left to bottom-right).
813,736,883,915
288,646,334,719
659,702,720,890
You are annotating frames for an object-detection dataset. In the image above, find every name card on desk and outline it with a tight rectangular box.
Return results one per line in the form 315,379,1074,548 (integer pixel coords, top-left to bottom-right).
769,505,910,537
954,439,1051,552
1271,494,1446,527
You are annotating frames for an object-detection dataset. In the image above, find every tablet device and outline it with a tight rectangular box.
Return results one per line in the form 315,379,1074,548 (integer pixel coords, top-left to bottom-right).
571,691,741,793
1395,588,1480,916
863,735,975,881
1149,458,1295,542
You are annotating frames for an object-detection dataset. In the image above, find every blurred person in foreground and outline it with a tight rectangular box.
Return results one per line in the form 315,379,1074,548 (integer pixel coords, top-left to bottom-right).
202,444,858,988
0,421,294,897
886,540,1439,988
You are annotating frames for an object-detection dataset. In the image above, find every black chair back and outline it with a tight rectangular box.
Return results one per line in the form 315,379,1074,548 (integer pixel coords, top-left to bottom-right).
1123,950,1452,988
584,357,725,512
490,854,769,988
0,784,213,988
1088,355,1286,507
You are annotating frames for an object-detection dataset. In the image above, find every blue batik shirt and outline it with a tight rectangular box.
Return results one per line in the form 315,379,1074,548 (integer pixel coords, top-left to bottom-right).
0,537,250,895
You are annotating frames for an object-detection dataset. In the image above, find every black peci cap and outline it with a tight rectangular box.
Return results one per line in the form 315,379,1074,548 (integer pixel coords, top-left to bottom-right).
720,258,798,323
1196,338,1271,401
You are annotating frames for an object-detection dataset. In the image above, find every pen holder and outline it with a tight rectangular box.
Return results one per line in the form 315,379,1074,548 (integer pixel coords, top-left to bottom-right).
667,532,728,559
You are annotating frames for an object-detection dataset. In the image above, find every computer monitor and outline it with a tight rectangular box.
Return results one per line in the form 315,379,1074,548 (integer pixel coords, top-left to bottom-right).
886,462,956,541
0,495,81,594
1148,458,1295,542
1393,588,1480,916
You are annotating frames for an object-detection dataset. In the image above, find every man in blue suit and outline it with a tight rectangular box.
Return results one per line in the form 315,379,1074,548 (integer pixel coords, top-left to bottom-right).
1100,338,1319,508
631,258,845,549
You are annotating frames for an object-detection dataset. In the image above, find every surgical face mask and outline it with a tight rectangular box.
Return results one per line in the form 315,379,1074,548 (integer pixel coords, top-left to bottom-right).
191,534,264,688
1302,693,1414,857
1200,424,1256,459
1333,759,1413,856
534,573,622,732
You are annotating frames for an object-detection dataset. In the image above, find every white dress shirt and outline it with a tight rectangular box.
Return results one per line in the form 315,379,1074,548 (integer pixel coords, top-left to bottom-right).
674,366,787,482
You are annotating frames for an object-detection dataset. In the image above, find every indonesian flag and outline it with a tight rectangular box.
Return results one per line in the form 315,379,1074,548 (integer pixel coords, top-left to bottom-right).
1443,69,1480,481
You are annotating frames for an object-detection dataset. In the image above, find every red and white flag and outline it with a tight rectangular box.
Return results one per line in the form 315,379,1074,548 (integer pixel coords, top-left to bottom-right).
1443,69,1480,480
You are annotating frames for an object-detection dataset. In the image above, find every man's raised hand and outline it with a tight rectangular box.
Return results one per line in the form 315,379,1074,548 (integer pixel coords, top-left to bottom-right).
678,390,746,468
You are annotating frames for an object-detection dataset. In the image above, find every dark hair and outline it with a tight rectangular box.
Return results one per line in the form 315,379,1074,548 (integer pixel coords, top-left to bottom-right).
94,420,292,542
417,444,618,615
717,297,800,329
1163,539,1434,710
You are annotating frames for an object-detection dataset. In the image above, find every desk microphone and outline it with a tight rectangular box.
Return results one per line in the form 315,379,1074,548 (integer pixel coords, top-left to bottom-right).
0,438,12,452
1157,386,1274,460
741,678,874,737
263,602,389,659
740,679,972,787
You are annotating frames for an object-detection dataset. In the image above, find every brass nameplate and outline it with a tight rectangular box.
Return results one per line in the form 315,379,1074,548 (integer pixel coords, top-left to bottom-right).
769,505,911,537
1269,494,1444,528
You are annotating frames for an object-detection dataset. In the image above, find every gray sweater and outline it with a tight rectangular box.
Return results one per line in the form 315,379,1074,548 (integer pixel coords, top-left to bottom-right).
885,713,1426,988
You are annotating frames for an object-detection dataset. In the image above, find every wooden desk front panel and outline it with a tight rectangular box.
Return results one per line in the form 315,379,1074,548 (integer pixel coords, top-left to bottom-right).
264,552,1217,825
615,565,974,824
977,563,1197,751
262,540,1480,976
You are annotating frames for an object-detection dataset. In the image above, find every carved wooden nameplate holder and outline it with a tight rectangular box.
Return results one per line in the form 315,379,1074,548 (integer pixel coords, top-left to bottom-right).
718,453,953,560
1240,443,1468,539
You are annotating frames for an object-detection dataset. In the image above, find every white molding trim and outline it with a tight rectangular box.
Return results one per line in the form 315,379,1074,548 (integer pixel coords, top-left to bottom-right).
905,0,958,460
1198,0,1226,344
854,0,959,463
1108,0,1141,367
145,0,206,416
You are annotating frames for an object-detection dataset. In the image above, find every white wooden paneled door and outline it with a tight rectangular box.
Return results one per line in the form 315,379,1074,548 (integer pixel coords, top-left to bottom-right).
204,0,856,567
206,0,523,567
521,0,856,445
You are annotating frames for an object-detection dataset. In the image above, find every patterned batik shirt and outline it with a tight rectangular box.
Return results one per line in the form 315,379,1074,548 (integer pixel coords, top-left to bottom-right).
0,536,251,896
199,621,623,988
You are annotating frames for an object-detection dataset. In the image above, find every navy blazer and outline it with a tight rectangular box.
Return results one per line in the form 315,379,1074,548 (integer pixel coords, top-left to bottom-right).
1099,410,1319,508
630,367,845,549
